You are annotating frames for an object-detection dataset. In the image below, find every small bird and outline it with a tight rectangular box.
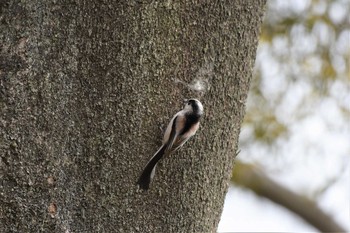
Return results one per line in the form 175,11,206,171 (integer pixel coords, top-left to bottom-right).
137,99,204,190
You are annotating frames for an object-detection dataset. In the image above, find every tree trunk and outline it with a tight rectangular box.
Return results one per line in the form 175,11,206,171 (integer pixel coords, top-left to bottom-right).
0,1,266,232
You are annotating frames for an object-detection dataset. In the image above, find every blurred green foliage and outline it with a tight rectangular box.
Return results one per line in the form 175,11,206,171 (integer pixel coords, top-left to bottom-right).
244,0,349,145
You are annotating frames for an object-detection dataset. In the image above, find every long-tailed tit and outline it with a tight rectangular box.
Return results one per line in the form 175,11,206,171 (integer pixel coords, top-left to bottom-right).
137,99,204,190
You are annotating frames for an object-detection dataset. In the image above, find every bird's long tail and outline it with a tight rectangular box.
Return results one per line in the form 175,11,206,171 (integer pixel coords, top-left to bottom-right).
137,144,167,190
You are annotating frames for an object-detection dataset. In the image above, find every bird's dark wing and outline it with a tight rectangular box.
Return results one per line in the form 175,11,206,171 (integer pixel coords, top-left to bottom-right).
164,115,178,153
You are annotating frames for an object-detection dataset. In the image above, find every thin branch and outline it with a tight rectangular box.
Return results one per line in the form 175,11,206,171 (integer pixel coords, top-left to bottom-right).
231,160,347,232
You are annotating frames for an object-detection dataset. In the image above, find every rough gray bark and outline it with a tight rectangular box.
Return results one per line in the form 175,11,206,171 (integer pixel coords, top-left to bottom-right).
0,1,266,232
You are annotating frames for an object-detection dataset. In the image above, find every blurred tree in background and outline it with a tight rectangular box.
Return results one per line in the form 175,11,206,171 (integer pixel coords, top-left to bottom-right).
248,0,349,143
220,0,349,232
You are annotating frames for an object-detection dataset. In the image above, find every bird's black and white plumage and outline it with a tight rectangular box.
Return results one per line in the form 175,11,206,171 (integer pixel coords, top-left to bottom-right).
137,99,203,190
